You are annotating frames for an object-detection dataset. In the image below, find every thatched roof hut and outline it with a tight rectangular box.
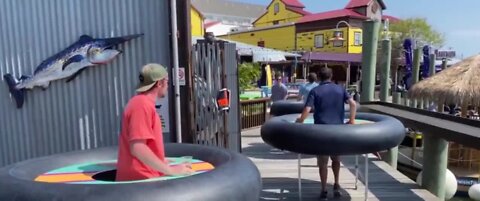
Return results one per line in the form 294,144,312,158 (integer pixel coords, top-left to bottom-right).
409,54,480,106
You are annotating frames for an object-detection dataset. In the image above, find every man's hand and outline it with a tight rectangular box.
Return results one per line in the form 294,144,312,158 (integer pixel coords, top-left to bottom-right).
169,164,194,176
347,98,356,125
295,117,304,123
296,106,312,124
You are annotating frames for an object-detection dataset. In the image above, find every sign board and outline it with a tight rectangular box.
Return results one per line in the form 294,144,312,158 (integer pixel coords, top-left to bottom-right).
178,67,185,86
156,97,170,134
435,50,456,59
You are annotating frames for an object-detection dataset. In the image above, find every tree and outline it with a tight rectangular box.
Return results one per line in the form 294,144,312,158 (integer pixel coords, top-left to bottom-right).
238,62,261,92
389,18,445,47
377,18,445,87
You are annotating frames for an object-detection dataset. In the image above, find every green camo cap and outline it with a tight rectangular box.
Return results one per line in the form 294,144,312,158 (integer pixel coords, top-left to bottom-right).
136,63,168,92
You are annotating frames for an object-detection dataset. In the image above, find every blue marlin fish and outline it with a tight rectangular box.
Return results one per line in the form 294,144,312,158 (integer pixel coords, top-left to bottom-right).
3,33,143,108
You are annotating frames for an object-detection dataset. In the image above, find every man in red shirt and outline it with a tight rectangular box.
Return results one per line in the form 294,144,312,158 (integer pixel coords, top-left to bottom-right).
116,63,192,181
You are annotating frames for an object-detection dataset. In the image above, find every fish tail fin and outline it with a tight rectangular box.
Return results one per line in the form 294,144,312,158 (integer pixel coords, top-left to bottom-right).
3,74,25,108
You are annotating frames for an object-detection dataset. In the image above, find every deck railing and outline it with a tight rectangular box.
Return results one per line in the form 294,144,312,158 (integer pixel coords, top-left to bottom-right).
240,98,269,129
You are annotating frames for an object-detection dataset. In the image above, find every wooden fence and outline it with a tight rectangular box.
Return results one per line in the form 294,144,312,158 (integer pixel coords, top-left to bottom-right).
240,98,269,129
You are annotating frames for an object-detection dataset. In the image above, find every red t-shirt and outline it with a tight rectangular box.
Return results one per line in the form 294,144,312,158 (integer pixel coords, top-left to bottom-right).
116,94,165,181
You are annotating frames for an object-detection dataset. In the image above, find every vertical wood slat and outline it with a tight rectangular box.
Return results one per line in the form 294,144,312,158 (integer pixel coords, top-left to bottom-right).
192,40,236,148
239,98,269,130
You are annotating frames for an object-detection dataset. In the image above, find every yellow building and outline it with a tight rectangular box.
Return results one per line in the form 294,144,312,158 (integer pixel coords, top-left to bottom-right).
218,0,397,85
221,24,296,51
253,0,310,28
190,5,204,37
219,0,389,54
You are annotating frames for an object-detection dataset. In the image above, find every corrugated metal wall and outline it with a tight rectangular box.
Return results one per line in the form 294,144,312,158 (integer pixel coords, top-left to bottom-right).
0,0,171,167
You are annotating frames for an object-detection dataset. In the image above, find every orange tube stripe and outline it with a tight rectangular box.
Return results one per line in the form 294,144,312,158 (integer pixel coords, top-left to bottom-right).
34,162,215,183
35,173,95,183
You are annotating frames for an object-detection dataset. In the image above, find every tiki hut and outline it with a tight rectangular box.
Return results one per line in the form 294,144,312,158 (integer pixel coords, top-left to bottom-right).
408,54,480,171
408,54,480,108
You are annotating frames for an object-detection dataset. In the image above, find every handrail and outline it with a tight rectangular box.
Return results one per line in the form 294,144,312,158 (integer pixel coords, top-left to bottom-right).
360,101,480,150
240,98,269,129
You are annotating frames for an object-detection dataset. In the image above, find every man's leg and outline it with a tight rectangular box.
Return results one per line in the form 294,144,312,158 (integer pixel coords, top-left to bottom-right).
317,155,329,199
331,156,341,197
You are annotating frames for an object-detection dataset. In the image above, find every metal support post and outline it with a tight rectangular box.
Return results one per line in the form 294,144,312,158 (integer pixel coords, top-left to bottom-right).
298,154,302,200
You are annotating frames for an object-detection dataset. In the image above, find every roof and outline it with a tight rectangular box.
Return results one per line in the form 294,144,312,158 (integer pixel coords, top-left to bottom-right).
192,36,301,61
345,0,386,10
302,52,362,63
409,54,480,106
286,7,311,15
297,9,367,24
191,0,265,19
191,5,204,18
220,22,295,35
204,21,221,29
382,15,401,23
281,0,305,8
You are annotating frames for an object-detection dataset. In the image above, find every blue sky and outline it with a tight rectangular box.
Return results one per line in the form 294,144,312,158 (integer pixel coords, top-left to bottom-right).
232,0,480,58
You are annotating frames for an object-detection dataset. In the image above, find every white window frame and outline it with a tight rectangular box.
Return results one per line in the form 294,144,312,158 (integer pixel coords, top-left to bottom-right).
274,3,280,14
354,32,362,46
314,34,324,48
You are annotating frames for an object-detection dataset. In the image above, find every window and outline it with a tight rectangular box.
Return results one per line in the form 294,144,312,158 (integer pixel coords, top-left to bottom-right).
354,32,362,46
333,31,344,47
273,20,279,25
274,3,279,14
257,41,265,47
314,34,324,48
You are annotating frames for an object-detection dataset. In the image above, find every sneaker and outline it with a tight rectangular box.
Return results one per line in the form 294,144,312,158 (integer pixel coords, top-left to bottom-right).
333,184,341,198
319,191,328,200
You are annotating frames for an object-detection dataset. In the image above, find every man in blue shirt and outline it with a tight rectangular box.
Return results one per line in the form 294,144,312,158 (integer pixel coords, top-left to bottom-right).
297,73,318,103
296,67,357,199
270,76,288,102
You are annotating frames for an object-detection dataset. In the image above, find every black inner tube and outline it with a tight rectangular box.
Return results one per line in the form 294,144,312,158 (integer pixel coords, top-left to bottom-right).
270,100,360,116
261,113,405,155
0,143,261,201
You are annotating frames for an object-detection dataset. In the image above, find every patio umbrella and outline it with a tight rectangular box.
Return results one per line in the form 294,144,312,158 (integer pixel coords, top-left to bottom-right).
408,54,480,110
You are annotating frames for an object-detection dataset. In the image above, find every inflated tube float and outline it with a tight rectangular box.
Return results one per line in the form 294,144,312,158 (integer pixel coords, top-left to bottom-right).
261,113,405,155
0,143,261,201
270,100,360,116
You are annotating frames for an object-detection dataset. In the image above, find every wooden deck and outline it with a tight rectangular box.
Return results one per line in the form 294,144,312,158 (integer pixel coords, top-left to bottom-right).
242,128,439,201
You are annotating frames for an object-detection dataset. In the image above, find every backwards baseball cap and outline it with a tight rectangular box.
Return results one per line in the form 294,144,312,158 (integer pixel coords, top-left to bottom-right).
136,63,168,92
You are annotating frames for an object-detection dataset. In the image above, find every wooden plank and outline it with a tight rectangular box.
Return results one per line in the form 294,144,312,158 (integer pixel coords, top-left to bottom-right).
241,128,440,201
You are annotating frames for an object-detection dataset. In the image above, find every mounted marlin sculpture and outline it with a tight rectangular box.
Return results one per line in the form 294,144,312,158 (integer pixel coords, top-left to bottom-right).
3,33,144,108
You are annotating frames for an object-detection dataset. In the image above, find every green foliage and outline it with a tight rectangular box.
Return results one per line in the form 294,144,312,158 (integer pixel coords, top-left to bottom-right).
378,18,445,70
389,18,445,47
389,18,445,49
238,62,261,92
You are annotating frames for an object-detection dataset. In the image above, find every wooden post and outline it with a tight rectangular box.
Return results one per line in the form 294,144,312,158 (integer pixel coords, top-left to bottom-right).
380,39,391,102
347,62,351,89
360,20,381,102
393,92,401,105
411,48,421,108
381,38,398,168
422,132,449,200
461,102,468,118
442,58,448,70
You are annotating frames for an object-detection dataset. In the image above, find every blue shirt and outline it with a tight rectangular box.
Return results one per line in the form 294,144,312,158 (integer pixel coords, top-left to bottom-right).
271,83,288,102
299,82,318,103
305,81,351,124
